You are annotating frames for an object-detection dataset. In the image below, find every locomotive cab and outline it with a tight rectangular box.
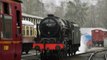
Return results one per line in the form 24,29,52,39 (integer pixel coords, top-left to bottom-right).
0,0,22,60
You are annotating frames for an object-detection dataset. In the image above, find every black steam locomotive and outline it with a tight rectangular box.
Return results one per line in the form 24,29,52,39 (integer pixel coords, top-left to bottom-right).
34,14,80,59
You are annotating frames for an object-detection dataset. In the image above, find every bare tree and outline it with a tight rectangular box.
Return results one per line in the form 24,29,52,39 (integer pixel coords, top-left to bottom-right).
64,0,88,27
22,0,45,17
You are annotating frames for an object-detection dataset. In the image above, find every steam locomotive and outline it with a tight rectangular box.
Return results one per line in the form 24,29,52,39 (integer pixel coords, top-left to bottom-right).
33,14,80,59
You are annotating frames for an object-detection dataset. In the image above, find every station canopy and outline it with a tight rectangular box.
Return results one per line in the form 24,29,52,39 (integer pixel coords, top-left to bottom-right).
22,20,34,26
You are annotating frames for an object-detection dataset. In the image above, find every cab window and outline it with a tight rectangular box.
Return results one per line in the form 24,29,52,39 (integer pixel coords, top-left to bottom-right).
0,2,2,39
22,26,25,36
0,2,2,13
3,2,10,15
1,15,12,39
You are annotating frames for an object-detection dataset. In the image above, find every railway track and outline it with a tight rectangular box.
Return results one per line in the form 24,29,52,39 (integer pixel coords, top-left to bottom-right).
63,49,107,60
104,52,107,60
21,49,107,60
21,50,40,60
87,50,107,60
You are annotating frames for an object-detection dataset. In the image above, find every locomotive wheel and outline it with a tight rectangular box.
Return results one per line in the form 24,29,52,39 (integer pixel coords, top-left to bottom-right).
40,52,45,60
40,50,63,60
54,50,66,60
25,51,29,54
67,47,73,56
62,50,67,57
40,52,49,60
40,51,53,60
73,51,76,55
57,50,63,59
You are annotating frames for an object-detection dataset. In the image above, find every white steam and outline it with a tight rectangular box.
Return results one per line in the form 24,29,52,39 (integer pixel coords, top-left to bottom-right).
40,0,67,14
39,0,98,14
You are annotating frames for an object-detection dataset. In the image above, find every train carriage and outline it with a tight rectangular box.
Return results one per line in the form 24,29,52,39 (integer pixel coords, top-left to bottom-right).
21,13,43,54
92,29,104,46
22,20,35,54
0,0,22,60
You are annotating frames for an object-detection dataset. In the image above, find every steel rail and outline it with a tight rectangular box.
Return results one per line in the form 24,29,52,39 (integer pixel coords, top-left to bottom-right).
88,50,107,60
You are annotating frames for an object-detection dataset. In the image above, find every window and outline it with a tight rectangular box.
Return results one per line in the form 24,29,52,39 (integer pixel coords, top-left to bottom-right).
23,17,25,20
29,18,30,21
22,17,24,20
0,2,2,13
34,19,35,25
3,2,10,14
24,17,26,20
27,30,29,35
36,19,38,24
22,30,25,36
1,15,12,38
26,26,29,35
30,18,31,21
25,17,28,20
33,29,35,36
30,27,32,35
22,26,25,36
31,19,34,24
31,19,32,23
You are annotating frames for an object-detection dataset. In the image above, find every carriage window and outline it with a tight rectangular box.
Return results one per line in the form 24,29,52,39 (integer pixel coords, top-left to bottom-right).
34,19,36,24
31,19,34,24
22,26,25,36
22,17,24,20
3,2,10,15
33,29,35,35
0,2,2,13
28,18,30,21
1,15,12,38
30,27,32,35
26,26,29,35
23,17,25,20
30,18,32,22
26,17,28,20
0,4,1,39
22,30,25,36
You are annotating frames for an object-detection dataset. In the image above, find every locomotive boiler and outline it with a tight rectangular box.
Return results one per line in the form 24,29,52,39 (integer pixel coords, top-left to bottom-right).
33,14,80,59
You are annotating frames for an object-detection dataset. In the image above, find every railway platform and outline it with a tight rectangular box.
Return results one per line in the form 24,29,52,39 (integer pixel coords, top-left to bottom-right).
77,47,105,55
87,47,105,52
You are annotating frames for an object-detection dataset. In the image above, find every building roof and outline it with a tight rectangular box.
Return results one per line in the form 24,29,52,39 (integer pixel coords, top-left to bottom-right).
22,13,43,19
22,20,34,26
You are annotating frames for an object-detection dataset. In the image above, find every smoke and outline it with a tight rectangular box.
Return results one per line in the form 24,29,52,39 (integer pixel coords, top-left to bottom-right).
39,0,67,14
39,0,98,14
76,35,88,54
